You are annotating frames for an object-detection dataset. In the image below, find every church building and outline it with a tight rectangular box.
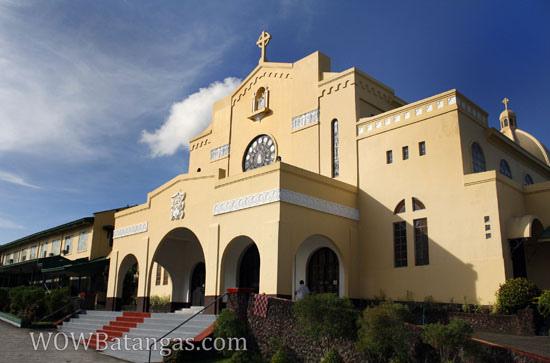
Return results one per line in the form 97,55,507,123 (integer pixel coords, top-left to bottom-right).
105,32,550,312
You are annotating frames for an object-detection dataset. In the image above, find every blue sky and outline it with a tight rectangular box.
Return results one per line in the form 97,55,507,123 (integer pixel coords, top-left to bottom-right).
0,0,549,243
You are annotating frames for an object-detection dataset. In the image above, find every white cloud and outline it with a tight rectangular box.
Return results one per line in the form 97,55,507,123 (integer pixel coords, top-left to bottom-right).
0,170,40,189
141,77,241,157
0,216,23,230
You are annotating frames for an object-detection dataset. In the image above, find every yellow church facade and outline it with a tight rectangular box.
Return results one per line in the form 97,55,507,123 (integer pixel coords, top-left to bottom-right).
106,33,550,311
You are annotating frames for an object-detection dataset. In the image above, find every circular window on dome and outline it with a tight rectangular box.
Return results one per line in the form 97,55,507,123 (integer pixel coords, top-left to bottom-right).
243,135,277,171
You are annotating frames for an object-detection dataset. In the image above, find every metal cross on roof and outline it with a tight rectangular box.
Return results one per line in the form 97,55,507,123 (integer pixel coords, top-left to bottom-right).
256,31,271,63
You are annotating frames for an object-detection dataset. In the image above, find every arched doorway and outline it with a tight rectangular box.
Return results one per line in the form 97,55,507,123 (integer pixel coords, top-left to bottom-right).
238,244,260,292
307,247,339,294
190,262,205,306
294,235,345,297
221,236,261,293
117,254,139,311
148,228,205,310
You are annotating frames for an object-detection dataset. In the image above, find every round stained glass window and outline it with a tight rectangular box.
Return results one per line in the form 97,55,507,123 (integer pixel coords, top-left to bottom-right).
243,135,277,171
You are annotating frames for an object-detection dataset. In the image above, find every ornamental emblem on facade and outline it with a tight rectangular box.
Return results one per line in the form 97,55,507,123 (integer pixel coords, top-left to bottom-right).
170,191,186,221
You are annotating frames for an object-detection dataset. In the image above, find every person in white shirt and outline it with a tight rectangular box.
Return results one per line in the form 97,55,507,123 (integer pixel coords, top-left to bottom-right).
295,280,310,301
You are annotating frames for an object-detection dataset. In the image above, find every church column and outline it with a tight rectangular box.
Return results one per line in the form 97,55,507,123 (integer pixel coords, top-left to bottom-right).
204,223,221,314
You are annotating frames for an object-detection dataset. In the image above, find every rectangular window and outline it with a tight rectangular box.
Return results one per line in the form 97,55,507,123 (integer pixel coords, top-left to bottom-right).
393,222,408,267
386,150,393,164
64,236,72,254
419,141,426,156
163,269,169,285
77,232,88,252
51,240,61,256
414,218,429,266
40,242,48,258
155,264,161,286
402,146,409,160
30,246,37,259
21,249,27,261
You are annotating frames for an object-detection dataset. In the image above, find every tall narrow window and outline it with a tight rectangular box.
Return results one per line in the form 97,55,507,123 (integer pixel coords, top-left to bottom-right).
41,242,48,258
499,159,512,179
393,222,408,267
402,146,409,160
414,218,429,266
471,142,486,173
331,119,339,177
64,236,72,254
419,141,426,156
155,264,161,286
163,269,169,285
386,150,393,164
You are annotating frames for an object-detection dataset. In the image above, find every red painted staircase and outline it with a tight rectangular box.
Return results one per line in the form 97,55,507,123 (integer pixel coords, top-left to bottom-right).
87,311,151,350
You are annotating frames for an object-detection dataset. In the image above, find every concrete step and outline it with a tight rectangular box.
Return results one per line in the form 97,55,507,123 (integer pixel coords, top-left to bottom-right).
137,319,215,329
174,305,204,315
96,312,217,363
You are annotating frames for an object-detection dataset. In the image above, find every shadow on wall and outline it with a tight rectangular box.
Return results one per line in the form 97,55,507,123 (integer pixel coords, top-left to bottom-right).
359,189,479,305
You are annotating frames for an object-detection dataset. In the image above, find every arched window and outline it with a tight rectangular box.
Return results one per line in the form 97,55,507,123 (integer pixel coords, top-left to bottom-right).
471,142,486,173
524,174,534,186
331,119,339,177
412,197,425,211
394,199,406,214
499,159,512,179
307,247,339,294
243,135,277,171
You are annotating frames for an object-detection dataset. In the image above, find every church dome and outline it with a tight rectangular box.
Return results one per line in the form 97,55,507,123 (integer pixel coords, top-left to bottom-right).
497,97,549,165
514,129,550,166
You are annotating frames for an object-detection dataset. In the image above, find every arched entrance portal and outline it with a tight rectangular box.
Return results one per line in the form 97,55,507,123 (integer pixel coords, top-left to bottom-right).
238,244,260,291
307,247,339,294
190,262,205,306
148,228,205,311
294,235,345,297
117,254,139,310
221,236,261,293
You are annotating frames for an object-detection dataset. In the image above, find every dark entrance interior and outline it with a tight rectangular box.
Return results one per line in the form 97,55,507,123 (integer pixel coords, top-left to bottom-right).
307,247,339,294
238,244,260,292
121,262,138,310
190,262,205,306
510,239,527,278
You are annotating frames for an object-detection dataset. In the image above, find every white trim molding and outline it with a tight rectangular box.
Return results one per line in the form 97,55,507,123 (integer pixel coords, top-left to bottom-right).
292,109,319,131
213,188,359,221
210,144,230,161
113,222,148,239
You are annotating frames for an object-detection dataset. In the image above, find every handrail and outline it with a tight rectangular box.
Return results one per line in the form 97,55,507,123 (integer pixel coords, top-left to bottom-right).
147,293,227,363
38,296,81,322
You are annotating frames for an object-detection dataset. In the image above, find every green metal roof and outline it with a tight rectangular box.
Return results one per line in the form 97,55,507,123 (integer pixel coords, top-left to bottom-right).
0,255,72,273
42,256,108,275
0,217,94,252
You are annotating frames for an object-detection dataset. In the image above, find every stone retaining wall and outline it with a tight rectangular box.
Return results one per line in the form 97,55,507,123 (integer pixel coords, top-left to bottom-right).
246,294,364,362
450,308,537,336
